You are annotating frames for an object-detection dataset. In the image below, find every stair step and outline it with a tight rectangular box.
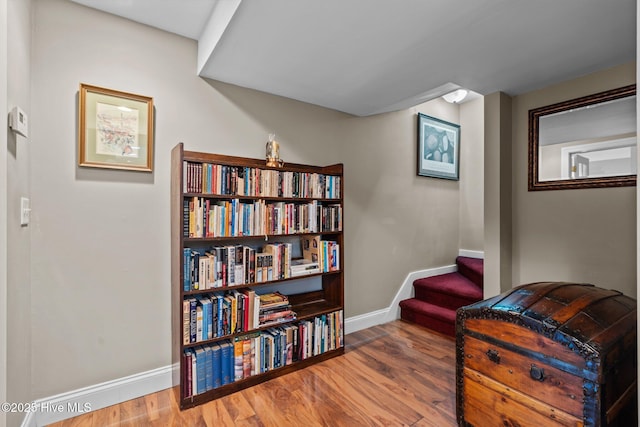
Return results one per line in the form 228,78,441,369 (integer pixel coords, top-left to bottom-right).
456,256,483,288
399,298,457,337
400,256,484,335
413,272,482,310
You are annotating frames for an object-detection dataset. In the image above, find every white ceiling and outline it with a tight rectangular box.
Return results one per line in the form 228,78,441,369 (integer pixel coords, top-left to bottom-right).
71,0,636,116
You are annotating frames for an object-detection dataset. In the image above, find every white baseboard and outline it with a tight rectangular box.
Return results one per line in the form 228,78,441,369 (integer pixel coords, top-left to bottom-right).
344,264,458,334
458,249,484,259
344,308,390,334
22,364,177,427
23,262,462,426
383,264,457,324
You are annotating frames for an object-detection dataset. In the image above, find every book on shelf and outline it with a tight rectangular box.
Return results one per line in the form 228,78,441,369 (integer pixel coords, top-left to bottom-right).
262,329,279,369
183,248,191,291
262,333,273,372
219,341,232,386
196,304,203,342
259,312,296,327
183,350,193,398
184,161,342,200
233,338,243,381
195,347,206,395
263,244,279,280
226,246,236,286
188,298,197,343
302,235,322,265
258,291,289,309
186,287,275,343
331,242,340,271
255,253,264,282
245,247,256,284
259,308,295,322
210,342,222,388
263,242,292,280
301,235,340,273
242,337,251,379
183,196,341,238
245,335,257,377
254,253,274,282
185,239,335,291
240,288,258,331
284,324,298,365
197,297,212,341
180,310,344,397
234,245,244,285
221,296,230,336
190,348,197,395
204,346,213,392
257,291,296,327
183,299,191,345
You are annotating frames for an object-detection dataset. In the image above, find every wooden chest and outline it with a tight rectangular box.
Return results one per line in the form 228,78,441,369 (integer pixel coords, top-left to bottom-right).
456,282,637,427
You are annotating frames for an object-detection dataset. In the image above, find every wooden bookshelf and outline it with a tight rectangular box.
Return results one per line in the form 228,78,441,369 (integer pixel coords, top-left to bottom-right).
171,143,345,409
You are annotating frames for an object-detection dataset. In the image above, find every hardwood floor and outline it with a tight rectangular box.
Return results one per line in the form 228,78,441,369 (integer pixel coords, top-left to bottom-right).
48,320,458,426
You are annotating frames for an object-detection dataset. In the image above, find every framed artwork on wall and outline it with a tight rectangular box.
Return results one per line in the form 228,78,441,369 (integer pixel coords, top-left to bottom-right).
78,83,154,172
417,113,460,180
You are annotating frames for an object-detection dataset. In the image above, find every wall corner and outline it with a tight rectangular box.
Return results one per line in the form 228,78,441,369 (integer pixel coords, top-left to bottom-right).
484,92,513,298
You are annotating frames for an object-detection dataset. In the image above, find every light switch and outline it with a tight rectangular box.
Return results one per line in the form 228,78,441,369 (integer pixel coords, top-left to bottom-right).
9,106,29,138
20,197,30,226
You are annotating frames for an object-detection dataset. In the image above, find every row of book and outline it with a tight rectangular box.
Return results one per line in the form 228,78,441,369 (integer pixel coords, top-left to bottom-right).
182,310,343,398
302,235,340,274
183,197,342,238
183,236,339,291
184,291,295,344
183,242,290,291
183,162,341,200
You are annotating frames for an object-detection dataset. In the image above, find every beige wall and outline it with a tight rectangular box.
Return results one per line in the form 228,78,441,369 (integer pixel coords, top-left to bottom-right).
459,97,484,251
6,0,31,425
511,62,636,297
30,0,348,398
484,92,513,297
0,0,8,425
30,0,477,398
341,100,461,316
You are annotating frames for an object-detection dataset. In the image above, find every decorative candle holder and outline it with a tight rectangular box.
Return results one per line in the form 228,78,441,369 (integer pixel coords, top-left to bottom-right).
266,133,284,167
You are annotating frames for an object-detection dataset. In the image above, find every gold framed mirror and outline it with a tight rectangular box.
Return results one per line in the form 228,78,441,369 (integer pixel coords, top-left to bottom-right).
528,84,636,191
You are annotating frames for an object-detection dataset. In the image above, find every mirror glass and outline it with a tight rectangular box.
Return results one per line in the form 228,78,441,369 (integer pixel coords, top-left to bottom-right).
529,85,636,190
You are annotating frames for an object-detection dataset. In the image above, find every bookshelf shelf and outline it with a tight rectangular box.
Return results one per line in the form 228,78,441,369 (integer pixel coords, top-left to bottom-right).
180,348,343,410
171,143,345,409
182,270,343,297
183,231,342,244
183,193,341,203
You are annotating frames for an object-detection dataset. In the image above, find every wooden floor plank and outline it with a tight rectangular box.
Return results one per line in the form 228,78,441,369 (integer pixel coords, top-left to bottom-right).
314,358,424,425
199,399,235,427
46,320,458,426
90,404,119,427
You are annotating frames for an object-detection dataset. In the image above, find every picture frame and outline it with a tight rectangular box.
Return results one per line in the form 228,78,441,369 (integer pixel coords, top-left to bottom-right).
78,83,154,172
417,113,460,180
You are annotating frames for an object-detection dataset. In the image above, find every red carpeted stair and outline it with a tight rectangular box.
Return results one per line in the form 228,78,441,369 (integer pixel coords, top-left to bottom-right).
399,256,483,337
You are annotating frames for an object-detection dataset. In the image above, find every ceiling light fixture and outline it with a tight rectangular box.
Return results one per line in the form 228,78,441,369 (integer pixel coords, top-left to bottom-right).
442,89,468,104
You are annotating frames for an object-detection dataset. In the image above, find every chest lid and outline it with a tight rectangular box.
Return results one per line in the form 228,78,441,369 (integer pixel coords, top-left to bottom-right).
458,282,636,365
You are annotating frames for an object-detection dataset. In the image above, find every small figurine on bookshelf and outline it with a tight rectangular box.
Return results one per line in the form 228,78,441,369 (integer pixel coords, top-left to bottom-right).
265,133,284,168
